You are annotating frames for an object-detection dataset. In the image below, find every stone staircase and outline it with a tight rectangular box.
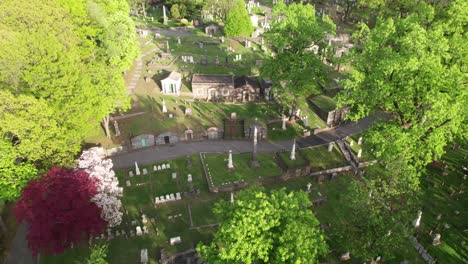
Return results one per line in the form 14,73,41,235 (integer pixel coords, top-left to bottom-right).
336,140,359,173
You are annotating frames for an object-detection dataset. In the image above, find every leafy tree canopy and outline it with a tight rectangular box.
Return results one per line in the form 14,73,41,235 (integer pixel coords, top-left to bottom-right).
223,0,254,37
337,0,467,186
261,1,335,116
14,168,106,256
198,187,328,264
0,0,138,200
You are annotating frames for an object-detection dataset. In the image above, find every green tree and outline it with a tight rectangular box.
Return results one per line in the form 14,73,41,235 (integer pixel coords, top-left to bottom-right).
337,1,467,189
223,0,254,37
86,243,109,264
0,0,138,200
331,176,414,262
261,2,335,120
171,4,181,19
198,187,328,263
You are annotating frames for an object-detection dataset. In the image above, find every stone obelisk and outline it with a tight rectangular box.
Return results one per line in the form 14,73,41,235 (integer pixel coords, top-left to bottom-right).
250,126,260,168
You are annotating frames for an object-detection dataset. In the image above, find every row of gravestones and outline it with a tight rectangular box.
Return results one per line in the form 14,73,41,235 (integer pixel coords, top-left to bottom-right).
155,193,182,204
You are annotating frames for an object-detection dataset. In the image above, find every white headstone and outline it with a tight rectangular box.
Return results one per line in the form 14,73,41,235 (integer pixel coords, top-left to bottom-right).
290,139,296,160
126,180,131,187
303,116,309,127
142,214,148,224
413,210,422,228
135,162,141,175
143,226,148,234
350,140,354,146
157,165,162,170
170,236,181,245
357,148,362,158
340,252,351,261
162,100,167,113
153,165,157,171
227,150,234,169
129,171,134,177
136,226,143,236
187,174,192,182
307,182,312,192
230,192,234,204
160,196,165,202
142,168,148,175
176,192,181,200
282,115,287,130
162,164,167,170
358,137,363,145
141,249,148,264
432,233,441,245
165,194,170,200
155,197,160,204
172,172,177,179
177,37,181,44
328,142,334,152
167,164,170,169
169,193,175,200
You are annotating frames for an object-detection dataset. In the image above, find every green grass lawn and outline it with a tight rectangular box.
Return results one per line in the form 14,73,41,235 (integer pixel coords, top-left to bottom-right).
344,134,374,161
116,98,282,140
278,150,308,169
267,122,303,141
203,152,283,187
300,144,348,171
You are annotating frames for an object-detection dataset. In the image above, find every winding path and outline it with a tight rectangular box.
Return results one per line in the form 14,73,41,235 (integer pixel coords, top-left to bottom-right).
111,114,385,169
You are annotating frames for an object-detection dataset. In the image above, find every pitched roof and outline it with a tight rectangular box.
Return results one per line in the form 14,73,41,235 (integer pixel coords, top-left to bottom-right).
234,76,260,88
162,71,181,82
192,74,233,84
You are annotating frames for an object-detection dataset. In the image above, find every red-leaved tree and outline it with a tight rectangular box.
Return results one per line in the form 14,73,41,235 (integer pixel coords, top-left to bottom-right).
14,167,107,256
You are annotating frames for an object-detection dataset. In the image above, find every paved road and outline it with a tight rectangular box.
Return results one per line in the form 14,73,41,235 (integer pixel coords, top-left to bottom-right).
112,114,385,169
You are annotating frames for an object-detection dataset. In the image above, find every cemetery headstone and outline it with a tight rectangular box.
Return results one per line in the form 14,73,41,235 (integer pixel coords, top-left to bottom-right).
163,5,168,25
303,115,309,127
358,137,363,145
142,168,148,175
157,165,162,170
432,233,441,245
176,192,181,200
142,214,148,224
167,164,170,169
172,172,177,179
136,226,143,236
307,182,312,192
227,150,234,169
177,37,181,44
129,171,134,177
126,180,131,187
187,174,192,182
135,162,141,175
357,149,362,158
162,100,167,113
290,139,296,160
340,252,351,261
153,165,157,171
413,210,422,228
162,164,167,170
170,236,181,245
141,249,148,264
328,142,334,152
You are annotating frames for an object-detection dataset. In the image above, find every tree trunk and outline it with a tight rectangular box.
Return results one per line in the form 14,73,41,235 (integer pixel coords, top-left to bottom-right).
289,96,298,121
102,116,111,139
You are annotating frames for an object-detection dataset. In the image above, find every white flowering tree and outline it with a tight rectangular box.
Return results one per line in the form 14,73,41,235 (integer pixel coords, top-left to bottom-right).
78,147,123,227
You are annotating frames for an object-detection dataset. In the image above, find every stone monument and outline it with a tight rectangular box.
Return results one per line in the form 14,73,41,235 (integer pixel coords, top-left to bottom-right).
250,126,260,168
135,161,141,176
227,150,234,170
290,139,296,160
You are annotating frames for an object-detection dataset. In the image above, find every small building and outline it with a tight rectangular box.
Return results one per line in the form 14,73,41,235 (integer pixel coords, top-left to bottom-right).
161,71,182,96
205,24,219,36
234,76,260,102
192,74,234,100
131,134,155,149
260,79,273,101
155,132,178,145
